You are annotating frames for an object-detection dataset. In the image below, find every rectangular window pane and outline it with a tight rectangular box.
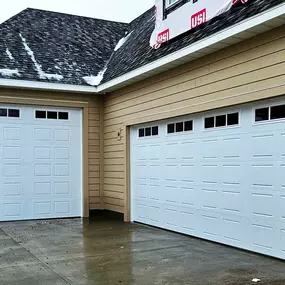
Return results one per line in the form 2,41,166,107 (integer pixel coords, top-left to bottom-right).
47,111,57,120
227,113,239,126
35,110,46,119
167,123,175,134
205,117,214,129
270,105,285,120
58,112,69,120
152,126,158,136
255,107,269,122
176,122,183,132
8,109,20,118
145,127,151,136
0,108,8,117
216,115,226,127
184,120,193,131
167,0,179,7
138,128,144,137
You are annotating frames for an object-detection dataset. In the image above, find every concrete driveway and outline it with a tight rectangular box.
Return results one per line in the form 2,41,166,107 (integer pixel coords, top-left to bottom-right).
0,217,285,285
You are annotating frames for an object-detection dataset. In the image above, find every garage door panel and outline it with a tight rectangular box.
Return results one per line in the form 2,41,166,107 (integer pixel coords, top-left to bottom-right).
148,184,161,201
179,187,195,207
180,206,196,234
163,205,181,231
200,187,220,212
135,183,148,200
179,164,195,183
148,201,163,225
221,188,244,215
200,210,220,241
251,218,278,254
222,214,244,246
250,162,280,190
251,190,277,219
0,105,82,221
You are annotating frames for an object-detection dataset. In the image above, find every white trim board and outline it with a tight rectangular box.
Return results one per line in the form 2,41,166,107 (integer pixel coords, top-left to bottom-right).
0,78,97,94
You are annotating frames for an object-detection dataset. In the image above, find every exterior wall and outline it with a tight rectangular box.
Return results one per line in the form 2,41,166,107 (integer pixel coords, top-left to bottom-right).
103,25,285,218
0,88,102,215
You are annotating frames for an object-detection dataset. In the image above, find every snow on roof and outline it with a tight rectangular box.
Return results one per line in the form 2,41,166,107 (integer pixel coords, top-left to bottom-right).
0,69,20,76
19,33,63,81
83,68,107,86
5,48,14,60
114,31,133,52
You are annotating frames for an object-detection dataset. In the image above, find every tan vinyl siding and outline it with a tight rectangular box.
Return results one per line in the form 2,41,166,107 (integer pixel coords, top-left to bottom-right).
103,25,285,216
0,88,102,212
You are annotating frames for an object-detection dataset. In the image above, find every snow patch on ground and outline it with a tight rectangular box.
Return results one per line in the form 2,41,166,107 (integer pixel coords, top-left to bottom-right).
6,48,14,60
114,31,133,52
83,68,107,86
19,33,63,81
0,69,20,76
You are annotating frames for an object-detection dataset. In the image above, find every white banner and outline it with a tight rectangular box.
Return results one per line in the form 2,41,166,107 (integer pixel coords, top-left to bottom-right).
150,0,248,48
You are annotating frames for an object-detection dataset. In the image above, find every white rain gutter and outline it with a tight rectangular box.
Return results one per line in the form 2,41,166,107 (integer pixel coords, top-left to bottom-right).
97,2,285,92
0,78,97,94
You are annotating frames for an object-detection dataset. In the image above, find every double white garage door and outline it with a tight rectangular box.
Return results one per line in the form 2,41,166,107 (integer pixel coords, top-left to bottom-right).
131,97,285,260
0,104,82,221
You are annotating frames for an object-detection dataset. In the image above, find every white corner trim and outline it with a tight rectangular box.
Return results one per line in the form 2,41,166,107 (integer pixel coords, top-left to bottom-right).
0,78,98,94
97,3,285,92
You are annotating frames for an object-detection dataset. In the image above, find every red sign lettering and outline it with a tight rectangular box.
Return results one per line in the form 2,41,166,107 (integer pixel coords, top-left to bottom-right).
157,29,170,44
191,8,207,29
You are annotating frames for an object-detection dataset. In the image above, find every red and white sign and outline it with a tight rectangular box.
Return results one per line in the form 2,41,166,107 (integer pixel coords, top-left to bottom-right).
150,0,249,48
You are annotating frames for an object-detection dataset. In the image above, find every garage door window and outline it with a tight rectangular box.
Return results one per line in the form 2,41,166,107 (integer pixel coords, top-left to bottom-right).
0,108,7,117
270,104,285,120
47,111,57,120
255,104,285,122
0,108,20,118
138,126,159,137
205,112,239,129
167,120,193,134
35,110,69,120
255,107,269,122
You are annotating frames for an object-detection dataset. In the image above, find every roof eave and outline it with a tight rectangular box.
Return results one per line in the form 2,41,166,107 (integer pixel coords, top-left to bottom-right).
98,2,285,93
0,78,98,94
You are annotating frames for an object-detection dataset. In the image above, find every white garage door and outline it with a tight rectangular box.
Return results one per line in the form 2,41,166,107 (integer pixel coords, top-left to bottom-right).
0,104,82,221
131,97,285,260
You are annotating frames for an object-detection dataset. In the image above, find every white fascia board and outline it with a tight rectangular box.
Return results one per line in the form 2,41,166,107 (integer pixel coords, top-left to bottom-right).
98,3,285,92
0,78,98,94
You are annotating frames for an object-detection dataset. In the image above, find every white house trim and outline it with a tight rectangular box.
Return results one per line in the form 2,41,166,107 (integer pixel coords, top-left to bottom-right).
0,78,97,94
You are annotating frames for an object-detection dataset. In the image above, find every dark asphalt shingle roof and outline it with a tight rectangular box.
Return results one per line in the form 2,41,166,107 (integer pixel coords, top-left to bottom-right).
102,0,285,84
0,8,128,85
0,0,284,87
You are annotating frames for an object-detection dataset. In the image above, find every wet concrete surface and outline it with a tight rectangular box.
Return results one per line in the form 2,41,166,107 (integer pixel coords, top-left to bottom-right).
0,217,284,285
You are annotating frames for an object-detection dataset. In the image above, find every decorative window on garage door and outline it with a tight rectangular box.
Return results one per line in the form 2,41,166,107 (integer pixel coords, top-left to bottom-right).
0,108,20,118
255,104,285,122
35,110,69,120
138,126,159,137
167,120,193,134
204,112,239,129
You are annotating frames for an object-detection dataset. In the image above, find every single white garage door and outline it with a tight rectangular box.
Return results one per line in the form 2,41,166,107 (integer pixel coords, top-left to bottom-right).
0,104,82,221
131,97,285,260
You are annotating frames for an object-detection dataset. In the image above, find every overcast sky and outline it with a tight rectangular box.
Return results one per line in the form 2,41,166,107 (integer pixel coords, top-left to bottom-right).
0,0,154,24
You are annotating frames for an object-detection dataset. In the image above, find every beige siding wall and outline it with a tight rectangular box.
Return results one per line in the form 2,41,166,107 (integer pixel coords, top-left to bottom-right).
0,88,102,212
103,25,285,215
